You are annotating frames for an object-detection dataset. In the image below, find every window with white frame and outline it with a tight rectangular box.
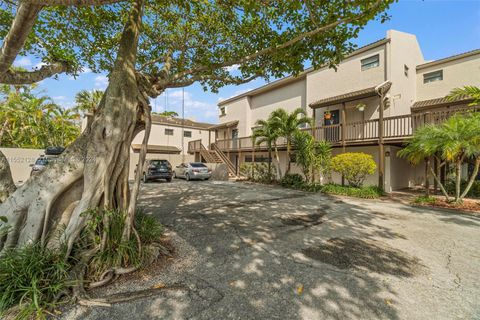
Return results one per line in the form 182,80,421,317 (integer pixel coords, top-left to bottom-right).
361,54,380,71
184,130,192,138
423,70,443,84
219,106,226,116
165,128,174,136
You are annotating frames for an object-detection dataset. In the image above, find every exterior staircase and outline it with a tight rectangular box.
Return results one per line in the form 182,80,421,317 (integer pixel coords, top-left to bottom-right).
189,139,238,178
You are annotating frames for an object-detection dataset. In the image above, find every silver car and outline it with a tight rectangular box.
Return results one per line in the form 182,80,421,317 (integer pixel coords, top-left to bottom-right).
174,162,211,181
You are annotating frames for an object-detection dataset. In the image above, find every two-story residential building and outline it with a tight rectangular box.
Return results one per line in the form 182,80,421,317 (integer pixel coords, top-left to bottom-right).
189,30,480,192
83,114,216,179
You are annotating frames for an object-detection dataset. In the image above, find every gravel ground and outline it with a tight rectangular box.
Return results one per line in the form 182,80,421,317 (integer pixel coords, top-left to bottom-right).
61,179,480,320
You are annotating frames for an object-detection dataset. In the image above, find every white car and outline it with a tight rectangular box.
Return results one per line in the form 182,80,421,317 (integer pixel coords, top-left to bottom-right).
174,162,212,181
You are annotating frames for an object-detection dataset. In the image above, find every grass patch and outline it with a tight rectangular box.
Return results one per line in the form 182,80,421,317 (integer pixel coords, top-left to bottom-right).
413,196,437,205
79,209,164,282
319,184,384,199
0,209,165,319
0,244,70,320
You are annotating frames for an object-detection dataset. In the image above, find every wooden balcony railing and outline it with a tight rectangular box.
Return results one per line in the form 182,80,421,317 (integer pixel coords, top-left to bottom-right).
187,107,479,154
188,139,202,152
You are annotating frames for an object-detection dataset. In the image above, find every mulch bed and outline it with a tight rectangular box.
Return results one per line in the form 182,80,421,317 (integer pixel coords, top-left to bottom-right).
413,198,480,216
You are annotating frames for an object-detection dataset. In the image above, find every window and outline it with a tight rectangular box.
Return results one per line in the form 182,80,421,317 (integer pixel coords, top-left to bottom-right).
219,106,226,116
232,129,239,139
361,54,380,71
165,128,174,135
423,70,443,84
184,130,192,138
404,64,409,77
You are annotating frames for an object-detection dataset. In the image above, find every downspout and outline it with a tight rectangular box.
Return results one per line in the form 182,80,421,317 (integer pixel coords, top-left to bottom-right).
375,80,390,191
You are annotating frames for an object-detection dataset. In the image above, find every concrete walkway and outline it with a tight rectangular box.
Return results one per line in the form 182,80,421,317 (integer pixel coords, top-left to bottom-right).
63,180,480,319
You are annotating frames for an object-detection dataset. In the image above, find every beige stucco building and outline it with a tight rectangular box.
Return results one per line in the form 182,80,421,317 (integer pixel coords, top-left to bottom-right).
189,29,480,192
82,114,216,179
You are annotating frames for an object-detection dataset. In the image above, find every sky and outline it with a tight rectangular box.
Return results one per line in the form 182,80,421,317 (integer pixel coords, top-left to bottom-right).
13,0,480,125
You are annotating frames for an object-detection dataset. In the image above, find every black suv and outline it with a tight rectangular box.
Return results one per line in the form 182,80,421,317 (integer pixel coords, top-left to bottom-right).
142,159,172,183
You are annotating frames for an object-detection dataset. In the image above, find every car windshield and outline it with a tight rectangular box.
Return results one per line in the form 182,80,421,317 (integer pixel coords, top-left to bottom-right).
190,163,207,168
150,160,169,167
35,158,48,166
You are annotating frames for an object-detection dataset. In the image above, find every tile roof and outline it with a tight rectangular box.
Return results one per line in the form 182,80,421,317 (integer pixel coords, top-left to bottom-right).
309,82,391,109
208,120,239,130
131,144,181,154
416,49,480,70
151,114,214,129
411,95,474,110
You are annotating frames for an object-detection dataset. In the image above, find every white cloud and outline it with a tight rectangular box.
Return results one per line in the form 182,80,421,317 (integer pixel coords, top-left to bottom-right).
154,89,219,123
53,95,66,101
94,75,109,89
224,64,240,72
14,57,32,67
34,62,46,69
81,67,92,74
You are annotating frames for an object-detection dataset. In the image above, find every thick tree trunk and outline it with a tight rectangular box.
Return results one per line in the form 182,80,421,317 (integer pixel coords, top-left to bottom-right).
0,0,147,255
455,160,462,203
460,157,480,200
0,151,16,203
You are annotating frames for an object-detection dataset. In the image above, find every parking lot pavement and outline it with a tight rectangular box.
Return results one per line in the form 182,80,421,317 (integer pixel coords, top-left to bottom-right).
63,179,480,320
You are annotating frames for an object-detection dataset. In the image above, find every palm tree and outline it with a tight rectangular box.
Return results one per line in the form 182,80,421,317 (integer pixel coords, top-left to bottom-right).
252,118,279,181
398,112,480,203
447,86,480,106
270,108,312,175
292,130,315,182
74,89,104,115
313,140,332,184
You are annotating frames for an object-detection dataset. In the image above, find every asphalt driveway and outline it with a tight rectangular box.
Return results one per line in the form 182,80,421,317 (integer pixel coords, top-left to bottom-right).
63,180,480,320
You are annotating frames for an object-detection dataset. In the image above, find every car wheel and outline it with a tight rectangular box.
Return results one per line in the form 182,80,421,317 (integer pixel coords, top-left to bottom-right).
186,173,190,181
142,173,148,183
166,178,172,182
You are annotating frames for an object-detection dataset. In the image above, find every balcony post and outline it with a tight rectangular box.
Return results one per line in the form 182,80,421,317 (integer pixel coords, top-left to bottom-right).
238,139,242,175
378,96,385,190
208,129,211,149
311,108,316,138
341,102,346,153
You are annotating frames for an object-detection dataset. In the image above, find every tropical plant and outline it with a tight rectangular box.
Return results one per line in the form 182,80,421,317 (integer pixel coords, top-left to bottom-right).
398,113,480,203
269,108,312,175
239,163,275,183
0,88,80,149
74,89,104,115
313,140,332,184
154,111,179,117
292,131,316,182
252,119,280,181
447,86,480,106
330,152,377,187
280,173,304,189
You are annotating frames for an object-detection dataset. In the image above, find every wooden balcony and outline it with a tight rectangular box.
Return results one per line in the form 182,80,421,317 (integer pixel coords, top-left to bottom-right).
188,106,479,153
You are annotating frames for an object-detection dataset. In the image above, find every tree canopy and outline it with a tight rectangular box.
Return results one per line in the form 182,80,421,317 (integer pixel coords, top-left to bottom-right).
0,0,393,93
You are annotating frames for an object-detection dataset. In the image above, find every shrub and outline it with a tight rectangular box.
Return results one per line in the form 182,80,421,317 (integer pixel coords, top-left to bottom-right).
445,180,480,199
280,173,304,188
330,152,376,187
413,196,437,205
79,209,164,282
320,184,383,199
135,210,164,245
0,244,70,319
240,162,276,183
